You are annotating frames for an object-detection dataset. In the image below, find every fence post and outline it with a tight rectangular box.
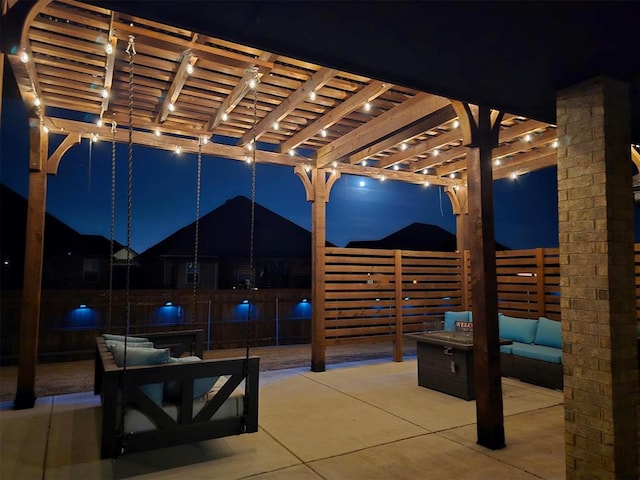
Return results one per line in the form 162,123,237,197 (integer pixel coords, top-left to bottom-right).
536,248,546,318
462,250,470,311
393,249,403,362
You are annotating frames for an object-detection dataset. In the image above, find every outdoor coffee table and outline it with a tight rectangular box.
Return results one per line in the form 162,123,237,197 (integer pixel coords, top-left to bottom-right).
405,331,511,401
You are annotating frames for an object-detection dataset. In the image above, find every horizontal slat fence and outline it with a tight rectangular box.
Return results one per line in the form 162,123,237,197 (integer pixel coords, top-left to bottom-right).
324,246,587,348
324,247,461,346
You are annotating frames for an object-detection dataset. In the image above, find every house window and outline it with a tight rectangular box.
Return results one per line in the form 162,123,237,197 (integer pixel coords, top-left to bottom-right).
186,262,199,285
83,258,100,283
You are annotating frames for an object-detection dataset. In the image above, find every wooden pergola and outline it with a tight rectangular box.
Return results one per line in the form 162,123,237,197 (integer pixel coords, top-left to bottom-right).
2,0,637,460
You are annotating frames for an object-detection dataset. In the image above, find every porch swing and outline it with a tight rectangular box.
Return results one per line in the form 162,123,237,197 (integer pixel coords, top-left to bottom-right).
93,35,260,459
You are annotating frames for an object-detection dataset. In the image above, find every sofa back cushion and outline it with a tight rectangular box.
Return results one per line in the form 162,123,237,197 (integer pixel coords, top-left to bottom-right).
499,314,539,344
103,334,150,343
534,316,562,348
444,311,470,332
164,356,219,401
109,344,170,405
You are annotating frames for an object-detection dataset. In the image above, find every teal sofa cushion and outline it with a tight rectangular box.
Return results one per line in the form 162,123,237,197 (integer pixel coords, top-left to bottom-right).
444,311,470,332
106,340,154,350
499,314,539,344
110,344,170,405
499,344,513,354
511,343,562,364
164,356,219,401
535,316,562,349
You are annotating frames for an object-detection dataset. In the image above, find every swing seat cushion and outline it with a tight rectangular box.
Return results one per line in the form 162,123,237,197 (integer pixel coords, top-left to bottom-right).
109,343,171,405
164,356,220,400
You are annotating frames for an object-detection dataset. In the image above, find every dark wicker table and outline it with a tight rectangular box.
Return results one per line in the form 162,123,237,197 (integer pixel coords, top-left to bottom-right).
406,331,511,401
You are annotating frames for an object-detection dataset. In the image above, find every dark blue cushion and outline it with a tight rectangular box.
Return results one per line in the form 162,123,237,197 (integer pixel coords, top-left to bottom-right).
511,343,562,364
444,311,470,332
164,356,219,401
535,316,562,348
499,314,539,344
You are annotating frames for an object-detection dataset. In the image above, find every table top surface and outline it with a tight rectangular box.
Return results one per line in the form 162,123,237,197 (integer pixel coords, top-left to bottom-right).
405,331,512,349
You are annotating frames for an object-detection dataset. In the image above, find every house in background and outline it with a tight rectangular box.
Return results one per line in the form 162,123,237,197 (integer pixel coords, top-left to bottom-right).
0,184,127,289
346,222,510,252
137,195,333,290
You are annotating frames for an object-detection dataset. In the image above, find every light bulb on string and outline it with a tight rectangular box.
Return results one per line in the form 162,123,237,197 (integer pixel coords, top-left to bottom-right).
221,112,229,121
186,63,194,75
105,43,113,55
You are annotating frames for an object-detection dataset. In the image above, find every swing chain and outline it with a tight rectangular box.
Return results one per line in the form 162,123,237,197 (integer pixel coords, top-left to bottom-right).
107,123,117,329
193,139,202,322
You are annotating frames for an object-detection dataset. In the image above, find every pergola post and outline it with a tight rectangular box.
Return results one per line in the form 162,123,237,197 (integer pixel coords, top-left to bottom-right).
296,166,339,372
557,76,638,479
15,117,48,409
453,102,505,450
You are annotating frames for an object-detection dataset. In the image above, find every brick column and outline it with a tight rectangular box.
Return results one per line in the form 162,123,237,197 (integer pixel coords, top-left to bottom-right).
557,76,638,479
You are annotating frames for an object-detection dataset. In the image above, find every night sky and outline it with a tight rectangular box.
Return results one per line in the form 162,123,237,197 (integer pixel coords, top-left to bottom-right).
1,97,565,254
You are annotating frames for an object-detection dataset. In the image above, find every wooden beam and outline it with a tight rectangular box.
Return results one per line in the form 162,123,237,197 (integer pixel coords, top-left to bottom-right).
43,116,298,167
99,35,118,120
334,162,460,187
239,67,337,146
207,52,278,132
352,106,457,168
317,92,451,167
15,118,48,409
156,52,198,123
493,129,557,160
376,108,461,168
281,80,393,153
631,145,640,171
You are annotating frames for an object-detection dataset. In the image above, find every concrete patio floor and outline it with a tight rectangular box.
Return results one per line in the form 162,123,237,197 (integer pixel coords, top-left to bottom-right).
0,357,565,479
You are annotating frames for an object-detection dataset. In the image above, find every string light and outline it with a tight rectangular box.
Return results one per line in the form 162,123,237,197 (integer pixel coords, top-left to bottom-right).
332,161,338,168
379,175,386,182
432,149,440,156
168,103,175,112
155,128,161,137
320,129,327,137
452,120,460,129
33,97,41,107
494,159,501,166
511,171,518,180
288,149,295,156
359,180,365,187
101,89,109,99
96,119,103,128
393,164,400,171
361,160,367,167
552,140,559,148
42,124,49,134
175,145,182,154
400,142,408,151
423,168,429,175
449,173,456,179
248,78,257,89
273,122,279,130
91,133,98,143
364,102,371,112
424,180,430,187
524,134,532,142
105,43,113,55
20,50,29,63
309,91,317,101
201,135,209,145
245,156,252,164
221,112,229,121
186,63,194,75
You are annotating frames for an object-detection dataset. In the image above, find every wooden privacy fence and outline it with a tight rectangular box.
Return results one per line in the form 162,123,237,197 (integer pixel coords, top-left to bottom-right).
324,246,568,348
0,289,312,364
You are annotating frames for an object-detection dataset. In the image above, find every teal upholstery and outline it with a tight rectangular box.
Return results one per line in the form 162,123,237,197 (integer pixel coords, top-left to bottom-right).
511,343,562,364
444,311,470,332
499,344,513,354
535,316,562,348
110,344,170,405
499,314,539,344
106,340,154,350
103,334,150,343
164,356,220,401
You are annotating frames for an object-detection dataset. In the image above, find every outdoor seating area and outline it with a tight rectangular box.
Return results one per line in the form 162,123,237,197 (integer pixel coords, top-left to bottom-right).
1,354,564,480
